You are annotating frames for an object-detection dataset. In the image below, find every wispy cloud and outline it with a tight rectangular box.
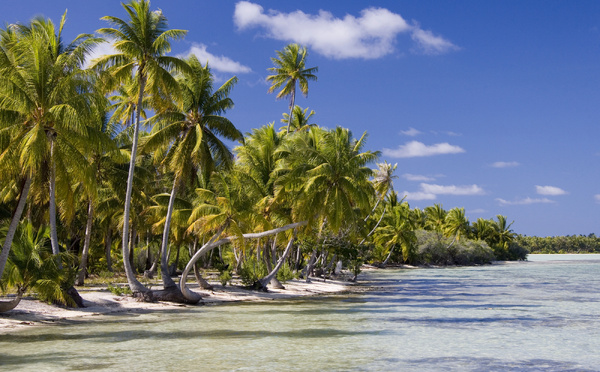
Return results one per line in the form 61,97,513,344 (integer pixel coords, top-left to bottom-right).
491,161,520,168
233,1,458,59
402,183,485,201
402,173,435,182
400,127,422,136
535,185,567,196
182,43,252,73
421,183,485,196
383,141,465,158
496,197,555,206
595,194,600,203
411,26,460,55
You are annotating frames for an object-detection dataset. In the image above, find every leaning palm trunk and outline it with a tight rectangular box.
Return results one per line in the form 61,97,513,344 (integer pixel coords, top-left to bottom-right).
382,245,395,266
159,178,179,288
258,230,296,290
360,205,387,245
121,75,152,297
180,221,307,302
0,288,24,313
76,200,94,286
0,177,31,278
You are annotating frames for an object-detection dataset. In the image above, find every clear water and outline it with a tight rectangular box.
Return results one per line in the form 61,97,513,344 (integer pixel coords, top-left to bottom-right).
2,255,600,371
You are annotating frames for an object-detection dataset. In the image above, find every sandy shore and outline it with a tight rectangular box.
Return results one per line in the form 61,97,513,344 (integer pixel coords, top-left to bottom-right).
0,277,364,333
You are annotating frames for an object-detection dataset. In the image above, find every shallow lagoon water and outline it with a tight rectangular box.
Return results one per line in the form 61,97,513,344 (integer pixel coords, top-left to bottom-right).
2,255,600,371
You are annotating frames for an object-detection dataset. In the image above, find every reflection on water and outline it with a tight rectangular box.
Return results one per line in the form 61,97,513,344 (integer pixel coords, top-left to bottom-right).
2,256,600,371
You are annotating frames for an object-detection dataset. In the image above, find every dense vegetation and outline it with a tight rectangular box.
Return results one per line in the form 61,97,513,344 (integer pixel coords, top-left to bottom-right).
0,0,523,308
515,234,600,254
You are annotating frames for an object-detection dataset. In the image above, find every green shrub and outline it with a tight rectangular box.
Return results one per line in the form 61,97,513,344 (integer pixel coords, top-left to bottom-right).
276,263,296,283
239,257,268,286
107,284,132,296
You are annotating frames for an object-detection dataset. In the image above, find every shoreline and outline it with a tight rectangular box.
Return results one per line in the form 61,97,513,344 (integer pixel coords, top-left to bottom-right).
0,277,367,333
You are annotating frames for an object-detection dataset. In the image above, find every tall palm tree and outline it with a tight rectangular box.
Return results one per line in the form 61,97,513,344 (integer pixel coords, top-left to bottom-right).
0,13,101,279
143,56,243,289
267,44,318,134
93,0,187,296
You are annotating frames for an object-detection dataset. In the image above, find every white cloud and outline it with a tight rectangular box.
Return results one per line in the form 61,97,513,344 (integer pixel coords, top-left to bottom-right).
233,1,457,59
595,194,600,203
382,141,465,158
85,39,118,69
496,197,555,206
183,43,252,74
535,185,567,196
421,183,485,196
400,127,421,136
402,183,485,201
401,191,436,201
411,27,460,55
402,173,435,182
491,161,520,168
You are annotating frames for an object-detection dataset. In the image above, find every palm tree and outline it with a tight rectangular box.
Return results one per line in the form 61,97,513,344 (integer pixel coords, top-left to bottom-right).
279,106,316,133
424,204,447,235
374,202,417,265
267,44,318,134
93,0,187,297
444,207,470,241
143,56,243,290
275,126,378,280
0,14,101,279
276,126,378,234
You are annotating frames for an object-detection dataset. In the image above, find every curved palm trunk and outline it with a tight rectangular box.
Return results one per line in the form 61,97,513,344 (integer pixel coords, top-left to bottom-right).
121,75,152,297
259,230,296,290
180,221,307,302
360,205,387,245
76,200,94,286
159,178,179,288
0,176,32,278
0,289,23,313
382,245,395,266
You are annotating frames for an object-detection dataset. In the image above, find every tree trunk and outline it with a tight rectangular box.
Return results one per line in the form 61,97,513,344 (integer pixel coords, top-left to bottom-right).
259,230,296,290
159,178,179,288
104,225,113,272
303,249,317,282
286,86,296,133
382,246,395,266
129,223,137,273
0,288,24,313
360,205,387,245
48,137,61,268
120,74,152,299
180,221,307,302
76,200,94,286
0,176,31,278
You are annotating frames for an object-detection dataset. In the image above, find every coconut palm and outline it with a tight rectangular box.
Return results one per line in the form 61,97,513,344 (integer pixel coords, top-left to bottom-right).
444,207,470,245
424,204,447,234
0,14,101,279
276,126,378,234
93,0,187,296
374,202,417,265
143,56,243,289
1,222,77,311
267,44,318,134
279,106,316,133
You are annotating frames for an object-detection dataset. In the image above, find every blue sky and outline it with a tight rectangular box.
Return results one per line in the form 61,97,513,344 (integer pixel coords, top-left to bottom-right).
3,1,600,237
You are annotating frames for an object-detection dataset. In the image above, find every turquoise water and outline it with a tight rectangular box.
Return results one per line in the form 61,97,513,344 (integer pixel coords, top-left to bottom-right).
1,255,600,371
